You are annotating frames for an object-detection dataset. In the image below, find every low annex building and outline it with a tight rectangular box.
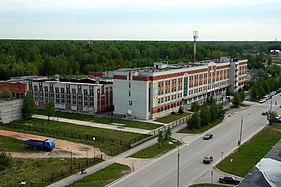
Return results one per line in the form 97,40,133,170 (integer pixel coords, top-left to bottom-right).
28,75,113,114
112,57,248,120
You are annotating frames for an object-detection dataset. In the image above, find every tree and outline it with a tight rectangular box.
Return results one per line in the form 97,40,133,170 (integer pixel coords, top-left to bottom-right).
191,102,200,113
45,100,55,121
268,111,277,125
178,106,184,114
210,99,219,121
233,92,241,108
0,88,13,99
157,131,164,148
163,127,172,141
22,92,35,119
200,104,211,126
217,103,225,118
187,112,201,130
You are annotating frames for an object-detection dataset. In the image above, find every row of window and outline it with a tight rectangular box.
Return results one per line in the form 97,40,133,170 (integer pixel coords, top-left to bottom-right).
157,93,182,104
157,102,181,113
34,91,95,106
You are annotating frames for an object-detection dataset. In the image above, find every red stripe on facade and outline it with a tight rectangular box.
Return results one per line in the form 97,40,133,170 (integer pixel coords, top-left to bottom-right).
114,75,127,80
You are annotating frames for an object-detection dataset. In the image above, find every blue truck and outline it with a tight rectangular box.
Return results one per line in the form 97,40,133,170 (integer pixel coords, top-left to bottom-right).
24,139,56,151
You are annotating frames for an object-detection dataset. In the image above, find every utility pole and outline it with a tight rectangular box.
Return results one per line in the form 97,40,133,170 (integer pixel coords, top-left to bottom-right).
177,146,180,187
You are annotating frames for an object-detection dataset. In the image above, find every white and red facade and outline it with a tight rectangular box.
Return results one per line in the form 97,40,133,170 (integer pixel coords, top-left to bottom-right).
29,78,113,113
113,58,248,120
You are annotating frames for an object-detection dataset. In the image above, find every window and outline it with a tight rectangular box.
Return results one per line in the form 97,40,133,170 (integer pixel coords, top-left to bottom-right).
61,88,65,104
50,87,54,102
55,88,60,104
84,90,88,106
44,87,48,100
72,89,76,105
129,83,131,88
66,89,71,104
129,101,133,106
129,91,131,97
90,91,94,106
78,90,82,105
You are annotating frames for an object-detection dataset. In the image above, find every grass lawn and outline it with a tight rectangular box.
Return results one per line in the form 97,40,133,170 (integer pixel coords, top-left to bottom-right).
0,119,145,156
178,118,224,134
0,157,102,187
130,139,182,159
0,135,43,153
155,112,192,124
67,163,131,187
190,184,227,187
35,109,161,130
216,125,281,177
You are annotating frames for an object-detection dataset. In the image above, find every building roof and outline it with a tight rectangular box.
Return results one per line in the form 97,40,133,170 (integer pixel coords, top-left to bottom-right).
239,140,281,187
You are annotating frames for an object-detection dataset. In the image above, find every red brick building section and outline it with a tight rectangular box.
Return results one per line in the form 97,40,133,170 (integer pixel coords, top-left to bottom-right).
0,81,28,98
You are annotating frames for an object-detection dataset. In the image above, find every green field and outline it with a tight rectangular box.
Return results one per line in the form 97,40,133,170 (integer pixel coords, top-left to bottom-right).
67,163,131,187
0,135,41,153
155,112,192,124
35,109,161,130
178,118,224,134
130,139,181,158
0,119,147,156
0,157,102,187
216,125,281,177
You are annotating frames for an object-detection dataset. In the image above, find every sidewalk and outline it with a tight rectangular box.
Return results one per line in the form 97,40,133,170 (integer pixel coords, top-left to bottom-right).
33,114,151,135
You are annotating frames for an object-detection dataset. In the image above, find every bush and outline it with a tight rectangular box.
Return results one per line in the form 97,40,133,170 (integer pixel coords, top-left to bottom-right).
0,151,12,171
171,111,176,115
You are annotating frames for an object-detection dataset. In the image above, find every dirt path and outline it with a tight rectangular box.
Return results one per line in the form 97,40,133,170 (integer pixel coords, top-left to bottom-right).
0,130,111,160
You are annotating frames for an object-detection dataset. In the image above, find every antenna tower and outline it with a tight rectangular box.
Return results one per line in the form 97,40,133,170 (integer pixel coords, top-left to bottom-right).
193,31,198,63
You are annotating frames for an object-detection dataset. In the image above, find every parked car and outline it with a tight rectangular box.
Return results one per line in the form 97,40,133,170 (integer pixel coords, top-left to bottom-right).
219,176,240,185
262,111,268,115
203,133,213,140
259,98,266,103
203,155,213,164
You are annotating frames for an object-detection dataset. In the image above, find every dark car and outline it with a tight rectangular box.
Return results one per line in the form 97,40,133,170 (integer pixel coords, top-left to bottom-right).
203,133,213,140
219,176,240,185
203,155,213,164
262,111,268,115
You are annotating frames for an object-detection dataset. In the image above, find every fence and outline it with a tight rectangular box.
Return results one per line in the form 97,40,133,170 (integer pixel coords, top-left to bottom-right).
1,122,150,155
149,116,189,136
18,157,103,187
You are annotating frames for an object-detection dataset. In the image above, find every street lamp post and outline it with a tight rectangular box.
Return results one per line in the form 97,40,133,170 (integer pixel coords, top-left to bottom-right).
168,141,180,187
93,137,96,158
239,114,250,146
177,146,179,187
67,147,73,172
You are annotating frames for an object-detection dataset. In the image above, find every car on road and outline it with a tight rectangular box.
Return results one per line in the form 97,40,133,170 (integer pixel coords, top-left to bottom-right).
203,133,213,140
262,111,268,115
219,176,240,185
259,98,266,103
203,155,213,164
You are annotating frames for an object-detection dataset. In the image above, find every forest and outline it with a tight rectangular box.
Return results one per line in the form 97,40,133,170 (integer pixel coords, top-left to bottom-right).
0,40,281,80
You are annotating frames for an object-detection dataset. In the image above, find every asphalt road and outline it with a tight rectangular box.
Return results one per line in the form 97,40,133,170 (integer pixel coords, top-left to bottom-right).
110,96,279,187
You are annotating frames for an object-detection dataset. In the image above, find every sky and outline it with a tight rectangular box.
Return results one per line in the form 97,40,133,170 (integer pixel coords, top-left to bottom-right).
0,0,281,41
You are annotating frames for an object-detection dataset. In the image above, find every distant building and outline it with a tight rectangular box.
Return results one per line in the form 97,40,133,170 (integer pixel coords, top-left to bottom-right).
88,71,108,77
0,81,28,98
270,50,281,59
112,57,248,120
0,99,23,124
28,75,113,114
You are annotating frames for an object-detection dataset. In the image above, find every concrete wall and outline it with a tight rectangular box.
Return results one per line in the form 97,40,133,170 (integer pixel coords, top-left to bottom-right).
0,99,23,124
